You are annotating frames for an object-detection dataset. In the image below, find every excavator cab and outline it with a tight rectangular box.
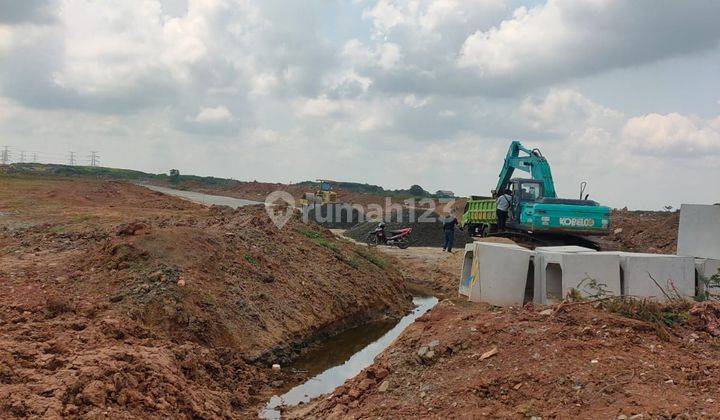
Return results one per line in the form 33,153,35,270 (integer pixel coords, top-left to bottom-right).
508,179,543,225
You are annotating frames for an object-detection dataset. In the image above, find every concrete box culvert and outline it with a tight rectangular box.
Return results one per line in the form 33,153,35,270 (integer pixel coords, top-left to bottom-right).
468,243,533,307
617,253,695,301
677,204,720,260
534,250,620,304
533,247,597,305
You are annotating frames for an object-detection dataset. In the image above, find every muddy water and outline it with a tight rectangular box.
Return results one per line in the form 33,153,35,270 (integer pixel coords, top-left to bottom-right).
140,184,262,208
259,296,438,419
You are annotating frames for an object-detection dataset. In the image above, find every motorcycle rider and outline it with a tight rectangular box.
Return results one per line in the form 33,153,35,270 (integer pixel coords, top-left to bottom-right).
376,222,386,241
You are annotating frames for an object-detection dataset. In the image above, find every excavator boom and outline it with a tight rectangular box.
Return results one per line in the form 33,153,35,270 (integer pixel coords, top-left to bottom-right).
495,141,556,198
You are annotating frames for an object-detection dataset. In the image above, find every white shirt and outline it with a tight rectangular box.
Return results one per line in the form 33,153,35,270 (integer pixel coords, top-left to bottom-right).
496,194,512,211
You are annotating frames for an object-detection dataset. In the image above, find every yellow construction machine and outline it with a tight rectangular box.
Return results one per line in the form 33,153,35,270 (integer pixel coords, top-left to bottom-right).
298,179,339,206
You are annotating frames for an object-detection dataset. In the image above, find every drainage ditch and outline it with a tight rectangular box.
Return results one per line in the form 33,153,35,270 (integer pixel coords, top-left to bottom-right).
259,296,439,419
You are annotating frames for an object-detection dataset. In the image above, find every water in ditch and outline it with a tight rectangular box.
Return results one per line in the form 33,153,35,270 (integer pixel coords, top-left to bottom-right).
259,295,438,419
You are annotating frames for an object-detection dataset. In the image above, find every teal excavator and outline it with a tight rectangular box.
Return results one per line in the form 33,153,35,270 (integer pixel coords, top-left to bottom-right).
461,141,611,248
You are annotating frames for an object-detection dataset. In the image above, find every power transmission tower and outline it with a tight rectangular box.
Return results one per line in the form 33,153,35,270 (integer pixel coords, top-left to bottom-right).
20,151,26,163
88,151,99,167
1,146,9,165
68,151,76,166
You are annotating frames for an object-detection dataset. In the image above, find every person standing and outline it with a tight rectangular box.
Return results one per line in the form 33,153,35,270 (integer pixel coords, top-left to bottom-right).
442,214,460,252
496,189,512,232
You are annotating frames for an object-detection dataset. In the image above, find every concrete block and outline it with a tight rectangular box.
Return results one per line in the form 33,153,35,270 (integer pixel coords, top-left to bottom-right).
677,204,720,260
534,251,621,304
695,258,720,297
458,244,475,297
468,243,533,307
618,253,695,301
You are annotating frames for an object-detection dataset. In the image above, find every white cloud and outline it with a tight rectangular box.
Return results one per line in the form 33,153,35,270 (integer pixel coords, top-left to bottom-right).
0,1,719,209
194,105,232,123
295,96,342,118
622,113,720,156
457,1,720,88
342,39,402,70
403,94,429,108
518,88,623,135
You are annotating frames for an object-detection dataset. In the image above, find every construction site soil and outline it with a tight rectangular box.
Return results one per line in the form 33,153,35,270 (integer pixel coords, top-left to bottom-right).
0,172,694,419
599,209,680,254
291,299,720,419
0,176,411,418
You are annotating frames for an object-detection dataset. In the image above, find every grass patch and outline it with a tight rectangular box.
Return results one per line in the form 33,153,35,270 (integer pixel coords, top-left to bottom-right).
602,298,691,327
600,297,692,341
244,255,260,266
47,225,67,234
297,228,321,239
71,215,96,223
565,275,694,340
354,249,386,268
314,238,338,251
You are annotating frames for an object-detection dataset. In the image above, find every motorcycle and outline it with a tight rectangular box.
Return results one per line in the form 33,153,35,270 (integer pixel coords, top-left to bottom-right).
365,223,412,249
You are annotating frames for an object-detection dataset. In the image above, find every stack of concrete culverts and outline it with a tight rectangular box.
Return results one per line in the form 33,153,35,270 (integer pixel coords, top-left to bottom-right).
459,204,720,306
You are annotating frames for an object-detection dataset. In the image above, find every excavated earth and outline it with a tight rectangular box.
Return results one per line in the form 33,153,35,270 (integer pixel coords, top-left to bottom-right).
0,173,696,419
292,300,720,419
599,209,679,254
0,176,411,418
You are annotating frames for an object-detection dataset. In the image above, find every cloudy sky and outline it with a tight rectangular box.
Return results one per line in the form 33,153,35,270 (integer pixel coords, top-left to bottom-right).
1,0,719,209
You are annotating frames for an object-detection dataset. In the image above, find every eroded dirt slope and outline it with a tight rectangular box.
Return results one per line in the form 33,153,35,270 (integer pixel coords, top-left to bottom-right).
0,176,410,418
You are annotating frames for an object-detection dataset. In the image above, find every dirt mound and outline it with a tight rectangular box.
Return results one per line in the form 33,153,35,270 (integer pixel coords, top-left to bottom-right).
344,209,473,247
0,177,411,418
294,300,720,419
597,209,678,253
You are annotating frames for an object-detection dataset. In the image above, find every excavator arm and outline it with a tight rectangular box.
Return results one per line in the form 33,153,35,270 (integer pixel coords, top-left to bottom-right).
494,140,557,198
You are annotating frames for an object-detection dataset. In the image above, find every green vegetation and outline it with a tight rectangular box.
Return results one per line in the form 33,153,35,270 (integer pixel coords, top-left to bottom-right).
567,275,693,340
0,163,237,188
293,180,438,198
314,238,338,251
297,228,322,240
354,249,386,268
47,225,67,234
602,298,691,329
244,255,259,266
696,269,720,301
